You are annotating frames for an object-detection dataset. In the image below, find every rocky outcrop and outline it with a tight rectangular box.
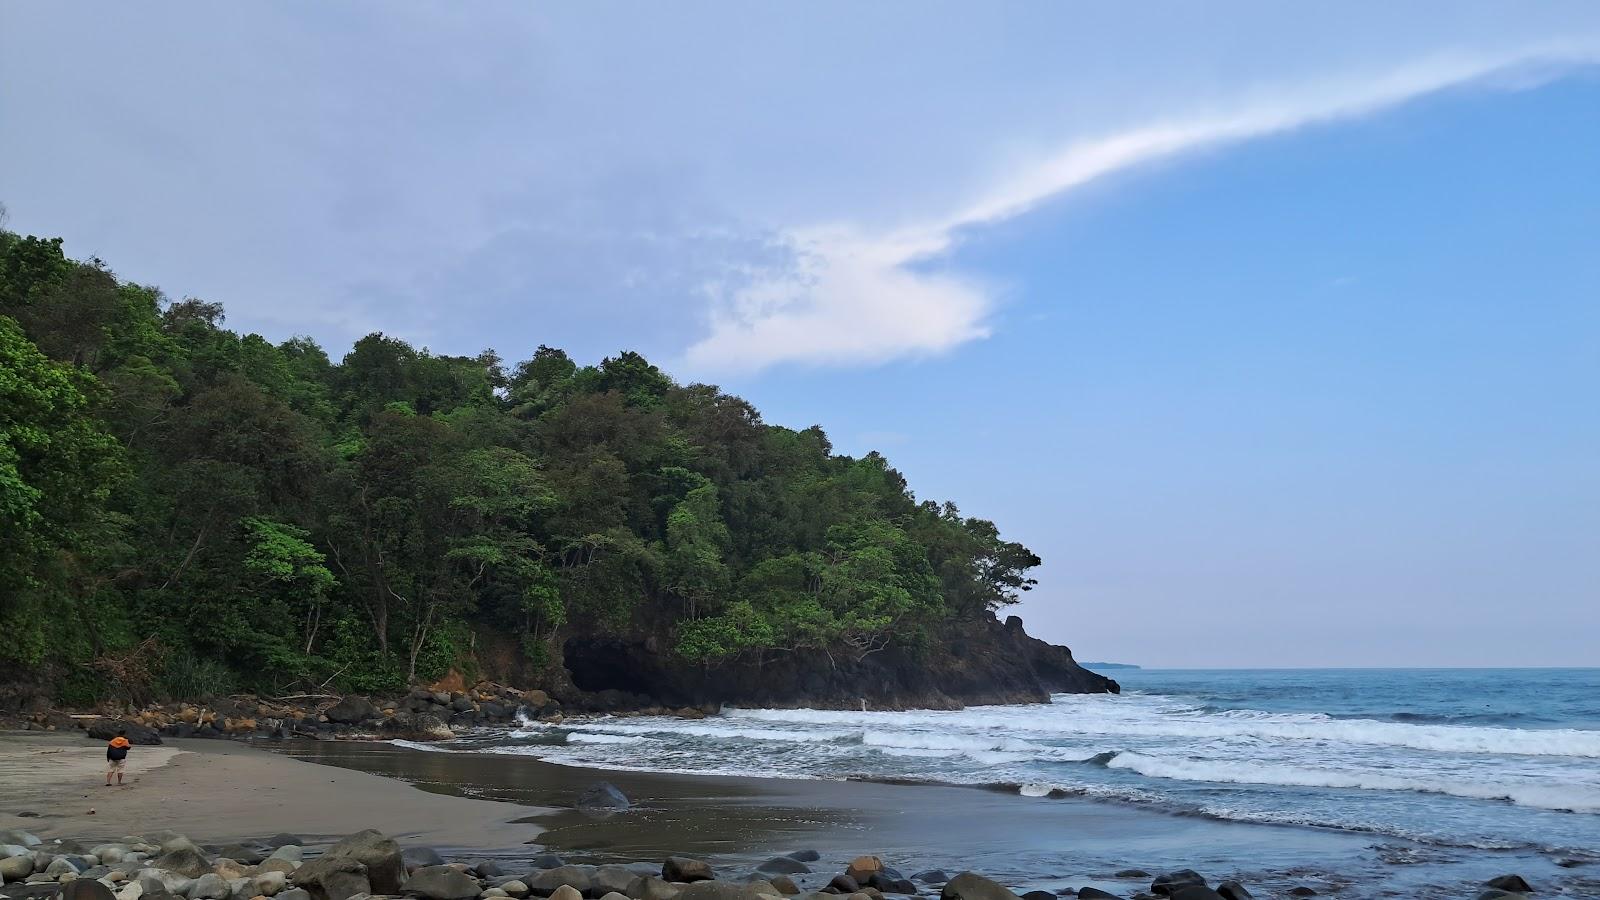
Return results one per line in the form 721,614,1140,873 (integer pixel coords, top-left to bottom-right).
501,614,1118,712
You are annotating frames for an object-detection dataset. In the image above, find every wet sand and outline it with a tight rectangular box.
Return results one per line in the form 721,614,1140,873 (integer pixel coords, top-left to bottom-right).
0,732,543,849
277,740,1387,897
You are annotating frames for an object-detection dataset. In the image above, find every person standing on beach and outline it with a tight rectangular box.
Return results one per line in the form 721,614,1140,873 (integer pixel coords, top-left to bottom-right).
105,730,131,786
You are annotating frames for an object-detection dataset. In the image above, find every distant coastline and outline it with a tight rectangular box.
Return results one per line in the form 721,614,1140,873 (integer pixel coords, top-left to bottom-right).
1080,661,1142,670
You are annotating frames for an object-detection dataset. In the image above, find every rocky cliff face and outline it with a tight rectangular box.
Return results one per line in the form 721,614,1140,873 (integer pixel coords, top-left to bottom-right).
482,614,1118,712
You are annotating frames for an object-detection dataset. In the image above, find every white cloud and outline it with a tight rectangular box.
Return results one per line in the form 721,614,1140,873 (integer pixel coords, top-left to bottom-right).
684,45,1600,374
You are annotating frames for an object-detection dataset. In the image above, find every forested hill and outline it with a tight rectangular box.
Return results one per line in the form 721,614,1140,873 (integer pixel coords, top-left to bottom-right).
0,227,1114,710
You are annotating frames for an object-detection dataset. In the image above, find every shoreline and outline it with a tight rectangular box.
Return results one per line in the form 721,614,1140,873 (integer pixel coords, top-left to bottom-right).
2,729,1580,900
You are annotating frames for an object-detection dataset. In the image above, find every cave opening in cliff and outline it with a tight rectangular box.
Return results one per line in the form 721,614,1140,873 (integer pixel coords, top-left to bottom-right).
563,637,659,697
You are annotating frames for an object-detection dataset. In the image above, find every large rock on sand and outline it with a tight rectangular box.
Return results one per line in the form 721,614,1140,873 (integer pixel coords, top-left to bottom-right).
625,877,680,900
1485,876,1532,893
323,698,377,725
843,859,882,885
1,853,36,880
62,881,117,900
662,859,714,884
528,867,593,896
305,830,405,894
576,783,631,814
290,855,369,900
941,873,1022,900
1150,872,1206,896
153,847,213,879
87,720,163,745
403,866,481,900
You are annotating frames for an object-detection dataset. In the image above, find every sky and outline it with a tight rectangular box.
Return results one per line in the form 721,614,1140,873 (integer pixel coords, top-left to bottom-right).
2,3,1597,666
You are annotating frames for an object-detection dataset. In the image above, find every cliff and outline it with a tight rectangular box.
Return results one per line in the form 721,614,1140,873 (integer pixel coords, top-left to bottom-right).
480,614,1119,712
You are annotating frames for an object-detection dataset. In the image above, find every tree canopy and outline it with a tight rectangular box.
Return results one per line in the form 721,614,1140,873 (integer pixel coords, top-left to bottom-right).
0,226,1043,702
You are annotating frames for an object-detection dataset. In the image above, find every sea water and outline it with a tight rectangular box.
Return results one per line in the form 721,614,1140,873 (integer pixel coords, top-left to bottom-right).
405,669,1600,856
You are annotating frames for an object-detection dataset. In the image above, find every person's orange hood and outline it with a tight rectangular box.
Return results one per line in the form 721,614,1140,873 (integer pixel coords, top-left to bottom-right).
109,737,131,749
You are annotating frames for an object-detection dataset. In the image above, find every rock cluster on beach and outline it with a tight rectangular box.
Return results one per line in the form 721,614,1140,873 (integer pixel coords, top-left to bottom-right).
10,683,565,744
0,828,1538,900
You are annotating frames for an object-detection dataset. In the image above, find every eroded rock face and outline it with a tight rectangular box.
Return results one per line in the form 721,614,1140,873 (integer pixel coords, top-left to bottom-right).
534,614,1116,712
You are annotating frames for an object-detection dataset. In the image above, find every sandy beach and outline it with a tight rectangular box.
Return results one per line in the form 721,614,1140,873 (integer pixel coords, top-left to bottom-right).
0,733,544,849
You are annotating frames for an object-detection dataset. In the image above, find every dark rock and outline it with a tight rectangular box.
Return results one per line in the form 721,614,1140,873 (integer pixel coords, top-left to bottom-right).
624,876,681,900
912,872,949,885
292,855,371,900
153,846,212,878
1023,892,1055,900
593,866,637,895
1166,889,1224,900
13,813,38,819
86,719,162,745
941,873,1022,900
1475,892,1526,900
1214,884,1251,900
275,891,311,900
783,852,820,865
1078,890,1124,900
61,882,115,900
1484,876,1532,893
312,829,405,894
530,855,567,871
869,876,916,896
217,845,266,865
324,697,377,725
402,848,446,871
828,877,860,894
674,884,763,900
1112,873,1148,881
576,783,631,814
1285,890,1316,898
662,859,714,884
528,867,594,896
757,859,809,877
450,697,475,713
404,865,482,900
481,703,508,719
0,884,65,900
473,860,506,879
1149,872,1205,897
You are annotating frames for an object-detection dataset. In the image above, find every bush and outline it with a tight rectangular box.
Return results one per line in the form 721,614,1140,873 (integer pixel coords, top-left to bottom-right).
158,650,237,700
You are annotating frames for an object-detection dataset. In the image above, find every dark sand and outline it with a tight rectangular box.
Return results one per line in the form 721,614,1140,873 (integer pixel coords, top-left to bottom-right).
277,741,1387,897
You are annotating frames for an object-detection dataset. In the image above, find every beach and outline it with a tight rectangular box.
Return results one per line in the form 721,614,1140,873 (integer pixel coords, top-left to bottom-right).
2,724,1578,900
0,733,540,849
8,668,1599,899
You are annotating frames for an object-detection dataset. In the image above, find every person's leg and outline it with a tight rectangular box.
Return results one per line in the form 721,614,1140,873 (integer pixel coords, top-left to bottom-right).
116,763,125,785
105,762,114,786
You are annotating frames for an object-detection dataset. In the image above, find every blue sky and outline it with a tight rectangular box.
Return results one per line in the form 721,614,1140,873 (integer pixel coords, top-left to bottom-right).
3,3,1597,665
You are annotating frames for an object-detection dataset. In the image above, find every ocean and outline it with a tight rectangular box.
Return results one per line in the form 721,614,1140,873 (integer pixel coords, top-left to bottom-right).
370,668,1600,896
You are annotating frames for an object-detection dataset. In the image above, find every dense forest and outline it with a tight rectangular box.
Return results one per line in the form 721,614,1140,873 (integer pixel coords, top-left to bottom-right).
0,226,1049,706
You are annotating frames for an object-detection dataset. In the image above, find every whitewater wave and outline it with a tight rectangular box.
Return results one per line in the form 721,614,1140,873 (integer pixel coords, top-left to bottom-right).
390,739,457,753
567,732,650,745
1103,751,1600,813
724,700,1600,758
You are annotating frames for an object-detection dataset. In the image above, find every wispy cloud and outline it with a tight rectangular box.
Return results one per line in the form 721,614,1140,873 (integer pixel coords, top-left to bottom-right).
683,46,1600,373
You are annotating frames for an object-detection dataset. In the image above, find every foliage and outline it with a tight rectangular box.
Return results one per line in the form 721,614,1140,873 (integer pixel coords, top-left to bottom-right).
0,225,1046,699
